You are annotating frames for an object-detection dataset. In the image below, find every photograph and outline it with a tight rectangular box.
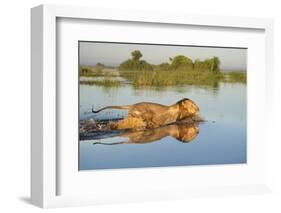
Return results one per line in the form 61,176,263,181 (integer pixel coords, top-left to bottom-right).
79,41,247,170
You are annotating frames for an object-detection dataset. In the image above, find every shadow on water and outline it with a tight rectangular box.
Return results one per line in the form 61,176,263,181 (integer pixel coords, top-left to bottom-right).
80,122,200,145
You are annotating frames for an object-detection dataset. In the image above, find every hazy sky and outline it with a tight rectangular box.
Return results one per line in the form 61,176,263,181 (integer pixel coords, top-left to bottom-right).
79,42,247,71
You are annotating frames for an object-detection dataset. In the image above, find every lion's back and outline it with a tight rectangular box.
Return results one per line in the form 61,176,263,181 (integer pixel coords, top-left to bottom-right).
133,102,168,113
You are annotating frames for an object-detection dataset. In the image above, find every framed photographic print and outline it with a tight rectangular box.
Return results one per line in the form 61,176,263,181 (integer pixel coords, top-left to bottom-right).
31,4,274,208
78,41,247,170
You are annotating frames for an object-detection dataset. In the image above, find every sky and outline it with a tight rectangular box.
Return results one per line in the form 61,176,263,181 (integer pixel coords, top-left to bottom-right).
79,41,247,71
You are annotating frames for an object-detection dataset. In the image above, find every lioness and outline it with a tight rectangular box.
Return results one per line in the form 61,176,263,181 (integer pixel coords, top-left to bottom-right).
93,123,199,145
92,98,199,129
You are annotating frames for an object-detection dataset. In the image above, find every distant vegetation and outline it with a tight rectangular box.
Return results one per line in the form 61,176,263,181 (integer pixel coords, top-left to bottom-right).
118,50,226,87
119,50,153,71
121,70,224,87
226,72,247,84
119,50,221,73
80,63,119,77
80,50,246,87
80,79,120,87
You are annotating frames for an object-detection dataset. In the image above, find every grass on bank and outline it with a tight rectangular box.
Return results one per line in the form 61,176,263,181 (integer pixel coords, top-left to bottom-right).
80,66,119,77
119,69,225,87
225,71,247,84
79,66,246,87
80,79,121,87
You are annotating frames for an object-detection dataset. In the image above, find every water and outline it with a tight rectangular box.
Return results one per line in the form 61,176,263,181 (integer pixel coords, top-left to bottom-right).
79,81,246,170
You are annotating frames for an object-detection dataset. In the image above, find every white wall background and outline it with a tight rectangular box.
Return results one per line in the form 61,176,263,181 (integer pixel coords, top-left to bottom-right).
0,0,280,212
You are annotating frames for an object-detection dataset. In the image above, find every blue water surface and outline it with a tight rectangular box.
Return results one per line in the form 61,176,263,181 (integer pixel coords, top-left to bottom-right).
79,82,246,170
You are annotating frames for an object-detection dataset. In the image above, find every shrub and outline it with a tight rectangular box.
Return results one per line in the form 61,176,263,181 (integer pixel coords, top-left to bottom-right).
170,55,193,70
119,50,153,71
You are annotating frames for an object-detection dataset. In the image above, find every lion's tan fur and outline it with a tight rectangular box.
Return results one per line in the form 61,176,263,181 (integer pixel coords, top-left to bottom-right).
112,117,146,130
123,99,199,129
95,98,200,130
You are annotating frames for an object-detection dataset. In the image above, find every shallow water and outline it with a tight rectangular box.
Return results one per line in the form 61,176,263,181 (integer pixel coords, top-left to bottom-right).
79,82,246,170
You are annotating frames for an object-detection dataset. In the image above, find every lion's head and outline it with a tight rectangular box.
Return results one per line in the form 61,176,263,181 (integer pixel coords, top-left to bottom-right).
177,98,200,120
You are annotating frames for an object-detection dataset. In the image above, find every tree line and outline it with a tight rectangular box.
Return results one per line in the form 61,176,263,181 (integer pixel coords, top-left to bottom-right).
119,50,221,73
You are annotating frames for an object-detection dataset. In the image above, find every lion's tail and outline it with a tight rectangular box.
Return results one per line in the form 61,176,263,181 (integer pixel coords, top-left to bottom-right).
92,105,131,113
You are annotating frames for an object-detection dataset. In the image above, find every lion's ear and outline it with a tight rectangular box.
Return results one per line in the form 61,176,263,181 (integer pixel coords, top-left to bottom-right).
177,98,189,105
183,100,192,109
178,100,185,111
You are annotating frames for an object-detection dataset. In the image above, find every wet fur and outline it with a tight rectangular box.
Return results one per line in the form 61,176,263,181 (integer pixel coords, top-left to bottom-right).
93,98,200,129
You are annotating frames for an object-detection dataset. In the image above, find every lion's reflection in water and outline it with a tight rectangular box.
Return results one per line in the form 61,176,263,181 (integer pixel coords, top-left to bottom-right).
92,123,199,145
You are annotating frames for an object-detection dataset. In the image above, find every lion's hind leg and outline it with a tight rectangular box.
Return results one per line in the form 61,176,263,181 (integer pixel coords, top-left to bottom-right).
112,117,146,130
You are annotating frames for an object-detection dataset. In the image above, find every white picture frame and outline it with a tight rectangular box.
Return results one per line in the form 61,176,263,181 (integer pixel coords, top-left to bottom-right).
31,4,274,208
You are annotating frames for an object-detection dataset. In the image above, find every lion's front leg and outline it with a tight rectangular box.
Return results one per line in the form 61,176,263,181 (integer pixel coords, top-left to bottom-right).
144,114,164,129
137,112,157,129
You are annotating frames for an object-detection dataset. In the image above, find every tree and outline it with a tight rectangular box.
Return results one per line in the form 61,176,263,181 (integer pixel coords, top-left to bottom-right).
170,55,193,70
119,50,153,71
202,57,221,73
131,50,143,61
193,59,203,71
157,62,170,71
96,62,105,67
212,56,221,73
